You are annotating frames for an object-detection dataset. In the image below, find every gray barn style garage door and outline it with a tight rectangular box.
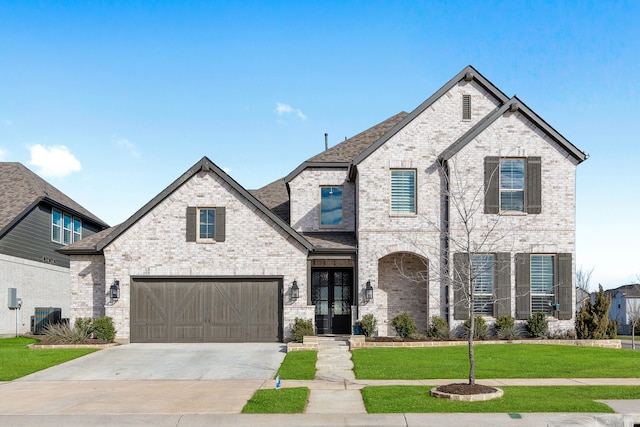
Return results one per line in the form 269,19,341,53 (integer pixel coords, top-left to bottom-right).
130,278,282,343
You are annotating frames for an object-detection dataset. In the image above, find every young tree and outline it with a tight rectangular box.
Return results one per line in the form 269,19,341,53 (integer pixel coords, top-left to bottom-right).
575,284,617,339
576,266,594,292
626,298,640,350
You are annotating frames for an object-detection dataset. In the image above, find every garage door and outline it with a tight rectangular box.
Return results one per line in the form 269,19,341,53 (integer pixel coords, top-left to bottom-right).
130,278,282,343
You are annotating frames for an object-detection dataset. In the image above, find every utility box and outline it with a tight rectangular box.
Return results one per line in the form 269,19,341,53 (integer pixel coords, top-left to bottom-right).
32,307,62,334
7,288,18,309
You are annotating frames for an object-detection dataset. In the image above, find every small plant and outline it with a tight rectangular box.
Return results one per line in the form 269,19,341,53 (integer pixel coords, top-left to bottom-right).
92,316,116,342
426,316,451,339
290,318,315,343
43,322,90,344
391,312,417,338
495,315,519,340
526,312,549,338
460,315,488,339
357,314,377,337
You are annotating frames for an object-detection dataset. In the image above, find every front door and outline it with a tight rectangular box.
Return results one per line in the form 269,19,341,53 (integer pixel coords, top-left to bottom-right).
311,269,353,334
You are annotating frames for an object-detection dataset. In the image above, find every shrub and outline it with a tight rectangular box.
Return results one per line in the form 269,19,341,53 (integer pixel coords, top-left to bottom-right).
290,317,315,343
460,315,488,339
495,315,519,340
576,285,617,339
391,312,417,338
526,312,549,338
357,314,377,337
426,316,451,339
43,322,90,344
92,316,116,342
74,317,93,338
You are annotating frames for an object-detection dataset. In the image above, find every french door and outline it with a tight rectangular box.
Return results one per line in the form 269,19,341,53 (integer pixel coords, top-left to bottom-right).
311,269,353,334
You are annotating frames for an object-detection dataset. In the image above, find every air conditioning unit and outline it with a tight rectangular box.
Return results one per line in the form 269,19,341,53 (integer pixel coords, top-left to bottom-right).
32,307,62,335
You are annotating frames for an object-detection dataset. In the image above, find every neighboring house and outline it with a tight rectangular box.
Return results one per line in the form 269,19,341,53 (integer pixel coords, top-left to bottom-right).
576,287,591,314
62,65,586,343
0,163,109,336
604,284,640,335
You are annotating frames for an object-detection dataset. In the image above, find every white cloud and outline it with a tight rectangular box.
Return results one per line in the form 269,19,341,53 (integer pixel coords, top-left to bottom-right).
0,148,6,161
28,144,81,178
276,102,307,121
115,138,141,158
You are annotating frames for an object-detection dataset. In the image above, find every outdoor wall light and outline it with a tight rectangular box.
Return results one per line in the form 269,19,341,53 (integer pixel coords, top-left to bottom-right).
365,280,373,303
110,280,120,301
291,280,299,301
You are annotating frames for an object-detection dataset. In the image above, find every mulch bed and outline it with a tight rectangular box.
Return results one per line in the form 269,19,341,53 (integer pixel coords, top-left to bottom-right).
436,383,498,395
365,336,463,342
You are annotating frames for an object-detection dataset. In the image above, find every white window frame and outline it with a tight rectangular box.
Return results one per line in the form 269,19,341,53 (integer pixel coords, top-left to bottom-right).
390,169,416,215
197,207,216,242
530,254,555,315
51,208,82,244
319,186,343,226
499,158,525,212
472,254,494,316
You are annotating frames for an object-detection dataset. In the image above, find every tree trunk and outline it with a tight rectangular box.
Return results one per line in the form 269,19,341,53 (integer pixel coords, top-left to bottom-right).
468,312,475,385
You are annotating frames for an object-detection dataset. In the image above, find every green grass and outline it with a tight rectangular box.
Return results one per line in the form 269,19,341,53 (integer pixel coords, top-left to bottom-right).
0,337,98,381
242,387,309,413
352,344,640,379
276,351,317,380
362,386,640,413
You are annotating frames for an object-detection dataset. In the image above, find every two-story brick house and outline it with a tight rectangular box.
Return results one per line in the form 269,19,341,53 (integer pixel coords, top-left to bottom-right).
63,65,586,342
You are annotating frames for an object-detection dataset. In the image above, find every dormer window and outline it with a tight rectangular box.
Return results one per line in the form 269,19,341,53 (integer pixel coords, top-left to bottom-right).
52,208,82,244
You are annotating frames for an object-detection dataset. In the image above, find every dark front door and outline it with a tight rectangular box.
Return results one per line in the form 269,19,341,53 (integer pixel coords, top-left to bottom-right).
311,269,353,334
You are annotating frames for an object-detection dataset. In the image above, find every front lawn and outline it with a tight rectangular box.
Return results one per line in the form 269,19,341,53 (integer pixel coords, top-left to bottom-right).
276,351,317,380
362,386,640,413
242,387,309,413
0,337,98,381
352,345,640,379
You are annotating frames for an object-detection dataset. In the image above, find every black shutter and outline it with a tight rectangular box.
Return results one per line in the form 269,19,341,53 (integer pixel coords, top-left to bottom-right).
556,253,572,320
453,252,470,320
186,207,196,242
215,207,226,242
494,252,511,317
515,253,530,320
526,157,542,214
484,157,499,214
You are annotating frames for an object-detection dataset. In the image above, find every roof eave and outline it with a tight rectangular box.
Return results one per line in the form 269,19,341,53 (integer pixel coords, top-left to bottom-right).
284,162,350,184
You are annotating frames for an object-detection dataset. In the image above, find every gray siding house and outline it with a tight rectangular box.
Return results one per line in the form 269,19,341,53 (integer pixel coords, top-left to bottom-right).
63,66,586,342
0,163,109,336
603,284,640,335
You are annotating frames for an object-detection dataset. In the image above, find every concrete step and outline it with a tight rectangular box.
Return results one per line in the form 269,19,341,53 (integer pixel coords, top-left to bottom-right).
316,360,354,370
314,370,357,381
317,352,352,361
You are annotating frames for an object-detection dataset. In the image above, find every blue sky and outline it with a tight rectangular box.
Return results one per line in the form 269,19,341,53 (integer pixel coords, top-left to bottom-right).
0,1,638,289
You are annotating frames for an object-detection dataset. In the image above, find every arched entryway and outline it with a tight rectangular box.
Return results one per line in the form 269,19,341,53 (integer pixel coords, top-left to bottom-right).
377,252,429,336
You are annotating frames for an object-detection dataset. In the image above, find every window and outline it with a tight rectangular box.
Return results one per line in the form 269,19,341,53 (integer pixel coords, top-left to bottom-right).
320,186,343,225
462,94,471,120
530,254,554,315
500,158,525,212
51,209,82,244
198,208,216,240
390,170,416,214
472,254,494,315
186,206,226,243
484,157,541,215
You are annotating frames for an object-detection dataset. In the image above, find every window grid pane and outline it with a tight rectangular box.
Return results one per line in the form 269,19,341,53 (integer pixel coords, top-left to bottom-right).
199,209,215,239
531,255,554,315
63,214,72,245
73,218,82,242
500,159,525,212
320,187,343,225
52,209,62,243
391,170,416,213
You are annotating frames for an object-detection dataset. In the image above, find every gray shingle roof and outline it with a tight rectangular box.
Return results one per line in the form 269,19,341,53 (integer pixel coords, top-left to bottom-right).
605,284,640,298
248,178,290,224
0,162,109,237
301,232,357,251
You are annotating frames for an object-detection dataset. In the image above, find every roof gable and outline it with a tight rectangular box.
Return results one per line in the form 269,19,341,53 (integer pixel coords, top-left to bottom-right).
0,162,109,238
440,97,587,163
61,156,313,254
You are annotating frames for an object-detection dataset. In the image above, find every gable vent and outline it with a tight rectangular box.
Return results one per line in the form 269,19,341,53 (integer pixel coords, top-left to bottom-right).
462,94,471,120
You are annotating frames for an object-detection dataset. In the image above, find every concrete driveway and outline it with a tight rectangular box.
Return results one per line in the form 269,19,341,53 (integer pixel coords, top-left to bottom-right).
19,343,287,381
0,343,288,416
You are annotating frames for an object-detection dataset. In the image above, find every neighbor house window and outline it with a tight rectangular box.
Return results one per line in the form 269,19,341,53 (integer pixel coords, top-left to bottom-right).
51,209,82,244
198,208,216,240
472,254,494,315
320,186,343,225
530,254,554,315
390,169,416,214
500,158,525,212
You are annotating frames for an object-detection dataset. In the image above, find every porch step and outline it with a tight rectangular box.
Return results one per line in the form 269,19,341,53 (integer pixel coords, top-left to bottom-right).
314,336,356,381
